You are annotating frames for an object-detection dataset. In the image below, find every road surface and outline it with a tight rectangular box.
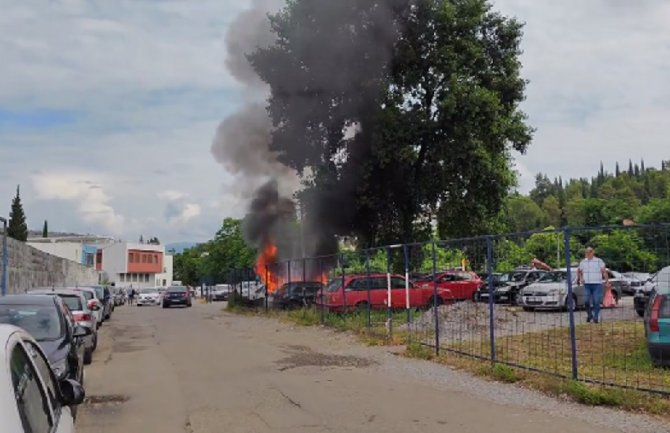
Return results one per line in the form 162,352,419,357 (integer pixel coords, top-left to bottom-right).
77,302,666,433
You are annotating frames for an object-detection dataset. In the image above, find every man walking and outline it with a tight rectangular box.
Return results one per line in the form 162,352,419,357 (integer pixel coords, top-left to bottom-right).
577,247,609,323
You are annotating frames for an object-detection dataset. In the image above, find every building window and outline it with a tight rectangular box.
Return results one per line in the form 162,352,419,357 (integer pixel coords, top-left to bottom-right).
132,273,138,282
128,253,134,263
120,274,125,282
154,254,159,264
144,274,150,283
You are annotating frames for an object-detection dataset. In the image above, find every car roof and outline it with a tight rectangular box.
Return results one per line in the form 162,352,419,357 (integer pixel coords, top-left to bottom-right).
0,294,58,306
28,288,83,296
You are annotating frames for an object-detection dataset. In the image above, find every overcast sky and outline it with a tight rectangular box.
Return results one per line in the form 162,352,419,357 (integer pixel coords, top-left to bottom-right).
1,0,669,243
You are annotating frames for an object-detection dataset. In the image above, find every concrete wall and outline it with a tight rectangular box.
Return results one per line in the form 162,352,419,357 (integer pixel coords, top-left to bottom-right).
0,237,99,294
26,241,83,263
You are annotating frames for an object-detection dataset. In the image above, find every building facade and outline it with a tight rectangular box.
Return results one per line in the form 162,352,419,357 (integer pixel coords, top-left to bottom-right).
97,242,167,289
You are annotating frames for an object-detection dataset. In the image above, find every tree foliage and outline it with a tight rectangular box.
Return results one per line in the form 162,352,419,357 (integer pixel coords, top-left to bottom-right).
172,218,256,286
8,185,28,242
42,220,48,238
251,0,532,247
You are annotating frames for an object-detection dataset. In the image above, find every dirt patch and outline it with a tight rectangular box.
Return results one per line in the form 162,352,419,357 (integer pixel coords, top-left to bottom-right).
85,394,130,406
277,345,376,371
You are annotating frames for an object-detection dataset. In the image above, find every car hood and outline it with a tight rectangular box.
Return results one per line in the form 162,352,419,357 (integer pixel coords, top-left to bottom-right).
523,282,566,293
37,338,69,364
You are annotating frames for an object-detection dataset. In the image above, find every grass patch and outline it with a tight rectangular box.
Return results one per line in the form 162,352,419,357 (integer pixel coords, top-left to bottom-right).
448,320,670,393
406,341,435,360
477,363,520,383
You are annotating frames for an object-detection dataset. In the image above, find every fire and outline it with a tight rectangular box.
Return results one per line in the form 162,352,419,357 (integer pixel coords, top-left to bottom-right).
255,240,282,294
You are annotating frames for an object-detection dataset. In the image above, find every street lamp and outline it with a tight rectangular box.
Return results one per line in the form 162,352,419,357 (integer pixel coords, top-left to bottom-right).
0,217,7,296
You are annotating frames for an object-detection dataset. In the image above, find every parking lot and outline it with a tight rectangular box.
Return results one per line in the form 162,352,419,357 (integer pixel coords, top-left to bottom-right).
74,301,667,433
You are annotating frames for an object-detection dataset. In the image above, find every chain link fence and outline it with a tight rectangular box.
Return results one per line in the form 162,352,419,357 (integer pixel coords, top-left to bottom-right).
224,223,670,395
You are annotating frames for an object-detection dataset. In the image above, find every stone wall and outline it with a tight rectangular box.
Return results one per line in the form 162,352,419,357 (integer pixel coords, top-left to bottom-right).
0,237,99,294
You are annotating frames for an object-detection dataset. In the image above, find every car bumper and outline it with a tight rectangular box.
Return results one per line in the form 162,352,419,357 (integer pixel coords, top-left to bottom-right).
164,298,190,305
647,342,670,365
634,294,649,312
137,299,158,305
520,294,563,309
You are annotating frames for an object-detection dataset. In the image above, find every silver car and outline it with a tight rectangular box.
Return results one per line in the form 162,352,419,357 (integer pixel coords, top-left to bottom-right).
520,268,622,311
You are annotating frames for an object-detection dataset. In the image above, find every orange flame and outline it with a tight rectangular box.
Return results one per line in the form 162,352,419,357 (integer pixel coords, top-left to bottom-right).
256,240,282,294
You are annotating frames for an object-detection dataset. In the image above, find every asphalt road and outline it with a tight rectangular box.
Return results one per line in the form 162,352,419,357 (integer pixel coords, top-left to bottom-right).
76,302,665,433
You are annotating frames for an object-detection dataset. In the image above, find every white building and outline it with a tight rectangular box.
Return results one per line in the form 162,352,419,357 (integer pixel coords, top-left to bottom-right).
97,242,168,289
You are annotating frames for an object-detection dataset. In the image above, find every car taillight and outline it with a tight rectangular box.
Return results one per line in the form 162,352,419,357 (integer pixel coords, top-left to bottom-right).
650,295,663,332
81,313,92,321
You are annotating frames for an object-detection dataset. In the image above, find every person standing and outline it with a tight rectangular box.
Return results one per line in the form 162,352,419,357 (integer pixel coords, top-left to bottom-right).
128,287,136,306
576,247,609,323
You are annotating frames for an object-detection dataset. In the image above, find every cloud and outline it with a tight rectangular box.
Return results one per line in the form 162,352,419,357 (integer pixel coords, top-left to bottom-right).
159,190,202,226
31,172,125,234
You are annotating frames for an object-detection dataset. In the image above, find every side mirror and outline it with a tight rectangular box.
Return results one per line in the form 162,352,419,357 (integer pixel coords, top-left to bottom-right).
73,325,92,338
59,378,85,406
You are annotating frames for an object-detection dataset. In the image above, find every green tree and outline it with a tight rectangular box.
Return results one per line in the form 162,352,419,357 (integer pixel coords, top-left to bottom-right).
541,196,562,227
494,238,532,272
524,229,581,268
505,196,546,232
251,0,532,246
637,199,670,224
8,185,28,241
42,220,48,238
589,231,657,272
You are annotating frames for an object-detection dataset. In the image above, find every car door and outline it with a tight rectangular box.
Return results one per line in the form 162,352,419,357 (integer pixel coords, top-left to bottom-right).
390,277,409,308
58,302,83,383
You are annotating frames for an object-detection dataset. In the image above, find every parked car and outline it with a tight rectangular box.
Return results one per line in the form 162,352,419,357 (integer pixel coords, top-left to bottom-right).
72,287,104,329
609,270,634,296
644,267,670,366
162,286,192,308
273,281,324,309
137,288,161,306
475,269,547,305
624,272,652,289
27,289,99,365
0,324,85,432
635,272,658,317
112,287,127,306
0,295,90,386
212,284,232,301
415,270,482,301
317,273,454,312
90,285,114,320
519,269,622,311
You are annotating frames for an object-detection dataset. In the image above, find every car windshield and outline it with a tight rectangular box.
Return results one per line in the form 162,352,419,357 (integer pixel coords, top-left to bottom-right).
141,288,158,294
499,272,525,283
77,290,93,301
168,287,187,293
0,304,63,340
538,271,567,283
325,279,341,292
60,295,82,312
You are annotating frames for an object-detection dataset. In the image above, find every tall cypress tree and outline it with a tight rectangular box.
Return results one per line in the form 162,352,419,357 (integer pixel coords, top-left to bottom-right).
615,162,620,177
42,220,48,238
8,185,28,241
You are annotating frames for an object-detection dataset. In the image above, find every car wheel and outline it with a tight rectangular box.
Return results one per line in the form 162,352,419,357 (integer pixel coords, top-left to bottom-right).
92,334,98,351
162,303,168,308
355,301,369,313
564,294,577,311
522,306,534,312
428,296,443,308
83,348,93,365
472,291,480,302
636,308,645,318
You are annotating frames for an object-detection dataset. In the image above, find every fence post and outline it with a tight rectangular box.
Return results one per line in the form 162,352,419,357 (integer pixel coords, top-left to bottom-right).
432,240,440,355
319,258,325,324
486,236,496,363
386,247,392,339
564,228,579,380
365,250,372,331
1,217,7,296
264,264,269,313
403,244,411,327
340,254,346,311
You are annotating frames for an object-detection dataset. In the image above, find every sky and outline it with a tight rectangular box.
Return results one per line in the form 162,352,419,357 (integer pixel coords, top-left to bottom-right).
1,0,669,243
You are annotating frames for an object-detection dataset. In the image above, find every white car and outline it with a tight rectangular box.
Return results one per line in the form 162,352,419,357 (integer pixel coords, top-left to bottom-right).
0,324,85,433
137,288,161,306
75,287,105,328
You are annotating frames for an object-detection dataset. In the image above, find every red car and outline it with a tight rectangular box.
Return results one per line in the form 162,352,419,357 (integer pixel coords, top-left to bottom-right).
416,270,482,301
316,273,454,312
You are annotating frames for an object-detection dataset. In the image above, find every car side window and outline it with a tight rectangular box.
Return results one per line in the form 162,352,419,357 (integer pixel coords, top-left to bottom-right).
391,278,406,289
10,342,53,432
459,272,472,281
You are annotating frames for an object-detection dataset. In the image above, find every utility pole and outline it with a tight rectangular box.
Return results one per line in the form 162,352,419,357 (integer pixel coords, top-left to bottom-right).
1,217,8,296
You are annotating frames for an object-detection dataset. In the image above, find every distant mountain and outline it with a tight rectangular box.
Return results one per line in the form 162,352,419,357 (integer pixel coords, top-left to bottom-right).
165,242,199,254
